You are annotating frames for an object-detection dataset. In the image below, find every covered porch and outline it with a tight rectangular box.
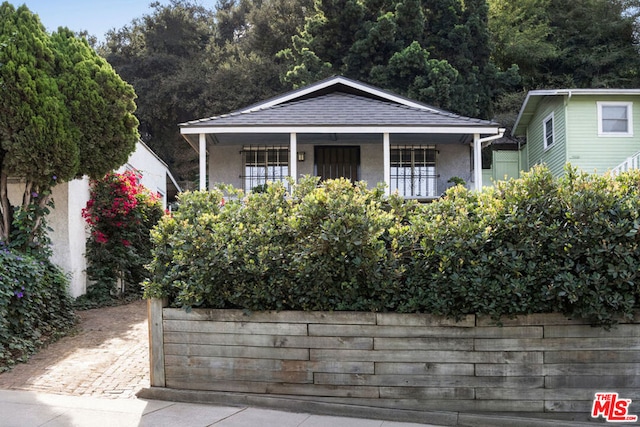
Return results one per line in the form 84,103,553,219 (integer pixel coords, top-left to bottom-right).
180,77,504,198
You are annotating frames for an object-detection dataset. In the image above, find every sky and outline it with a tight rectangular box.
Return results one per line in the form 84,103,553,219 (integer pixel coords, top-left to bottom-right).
18,0,172,41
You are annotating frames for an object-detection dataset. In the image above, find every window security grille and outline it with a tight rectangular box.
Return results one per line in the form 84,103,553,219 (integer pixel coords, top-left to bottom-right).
391,145,437,198
241,146,289,191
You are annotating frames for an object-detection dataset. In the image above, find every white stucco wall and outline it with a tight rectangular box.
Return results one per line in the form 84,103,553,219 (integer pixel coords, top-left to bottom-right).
49,178,90,298
437,144,473,193
7,178,90,297
118,141,171,209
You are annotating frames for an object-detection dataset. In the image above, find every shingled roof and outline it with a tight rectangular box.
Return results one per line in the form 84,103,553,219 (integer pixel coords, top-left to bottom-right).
180,76,499,132
181,91,495,128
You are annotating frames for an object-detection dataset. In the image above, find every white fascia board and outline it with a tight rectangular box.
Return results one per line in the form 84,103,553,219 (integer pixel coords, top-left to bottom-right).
180,125,503,135
240,76,440,113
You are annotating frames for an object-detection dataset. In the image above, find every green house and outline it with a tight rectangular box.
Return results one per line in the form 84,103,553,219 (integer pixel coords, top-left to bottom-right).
490,89,640,183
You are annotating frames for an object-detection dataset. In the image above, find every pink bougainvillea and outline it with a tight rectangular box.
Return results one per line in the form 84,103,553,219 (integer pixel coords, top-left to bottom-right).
82,170,164,298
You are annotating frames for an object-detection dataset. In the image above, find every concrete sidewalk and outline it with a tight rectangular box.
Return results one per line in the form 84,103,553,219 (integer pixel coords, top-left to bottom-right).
0,389,443,427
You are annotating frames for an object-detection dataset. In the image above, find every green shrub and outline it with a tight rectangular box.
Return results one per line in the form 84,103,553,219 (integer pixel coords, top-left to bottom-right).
145,168,640,326
145,178,406,311
288,179,403,311
0,245,76,371
404,166,640,325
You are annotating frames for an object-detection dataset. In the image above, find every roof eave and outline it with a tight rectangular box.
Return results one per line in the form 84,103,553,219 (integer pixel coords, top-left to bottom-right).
180,124,504,135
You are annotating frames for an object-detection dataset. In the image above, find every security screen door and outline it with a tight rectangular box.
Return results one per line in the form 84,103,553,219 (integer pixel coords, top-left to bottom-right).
314,146,360,181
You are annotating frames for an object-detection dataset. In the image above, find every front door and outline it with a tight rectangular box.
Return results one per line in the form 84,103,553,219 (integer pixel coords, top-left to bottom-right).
314,146,360,181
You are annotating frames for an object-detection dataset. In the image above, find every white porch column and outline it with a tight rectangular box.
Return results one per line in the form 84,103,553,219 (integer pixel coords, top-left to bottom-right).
199,133,206,191
289,132,297,183
383,133,390,195
473,133,482,191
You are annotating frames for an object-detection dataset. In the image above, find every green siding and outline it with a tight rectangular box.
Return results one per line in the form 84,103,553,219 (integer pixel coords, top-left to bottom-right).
519,146,528,173
482,151,521,187
482,169,494,187
565,95,640,174
525,97,567,176
492,150,520,181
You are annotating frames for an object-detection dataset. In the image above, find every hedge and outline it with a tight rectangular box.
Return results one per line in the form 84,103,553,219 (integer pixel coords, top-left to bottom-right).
144,166,640,326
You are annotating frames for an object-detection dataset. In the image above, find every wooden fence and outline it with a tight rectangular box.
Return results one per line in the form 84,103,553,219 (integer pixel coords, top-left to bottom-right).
146,299,640,425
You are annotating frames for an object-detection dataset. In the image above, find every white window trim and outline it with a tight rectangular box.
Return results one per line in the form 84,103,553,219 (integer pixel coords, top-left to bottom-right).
598,101,633,137
543,112,554,150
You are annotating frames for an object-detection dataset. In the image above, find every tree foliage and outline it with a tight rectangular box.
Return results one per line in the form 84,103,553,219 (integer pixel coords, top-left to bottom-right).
97,0,640,178
281,0,520,117
488,0,640,88
100,0,310,184
0,2,138,251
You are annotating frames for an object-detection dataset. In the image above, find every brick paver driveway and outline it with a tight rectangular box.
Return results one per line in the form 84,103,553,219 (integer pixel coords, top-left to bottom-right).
0,300,149,399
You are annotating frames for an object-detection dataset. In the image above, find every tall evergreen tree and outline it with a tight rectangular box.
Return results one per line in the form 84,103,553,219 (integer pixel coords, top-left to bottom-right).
100,0,215,184
0,2,138,250
282,0,519,118
546,0,640,87
489,0,640,89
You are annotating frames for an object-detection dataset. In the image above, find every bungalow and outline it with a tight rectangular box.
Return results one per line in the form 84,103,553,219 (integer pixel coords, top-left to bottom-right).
491,89,640,180
179,76,505,198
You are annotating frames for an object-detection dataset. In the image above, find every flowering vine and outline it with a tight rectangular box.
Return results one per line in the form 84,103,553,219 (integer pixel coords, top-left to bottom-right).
82,171,164,301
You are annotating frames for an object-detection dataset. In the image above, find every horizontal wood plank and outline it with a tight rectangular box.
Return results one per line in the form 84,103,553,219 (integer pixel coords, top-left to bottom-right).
544,350,640,364
163,319,308,335
545,375,640,389
474,337,640,351
311,349,542,364
476,313,585,327
309,324,542,338
267,383,380,398
545,400,592,413
314,373,544,388
164,343,309,360
379,386,474,400
164,308,377,324
151,307,640,419
166,365,313,383
165,355,374,374
164,331,373,350
544,363,640,376
374,337,473,351
544,324,640,338
376,313,475,327
375,362,474,376
475,364,544,377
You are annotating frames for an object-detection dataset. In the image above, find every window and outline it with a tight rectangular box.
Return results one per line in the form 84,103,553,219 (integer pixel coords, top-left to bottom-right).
598,102,633,136
242,146,289,191
543,113,554,149
391,145,437,198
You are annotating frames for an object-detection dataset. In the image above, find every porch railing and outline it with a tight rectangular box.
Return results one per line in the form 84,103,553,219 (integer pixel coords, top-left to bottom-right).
610,151,640,175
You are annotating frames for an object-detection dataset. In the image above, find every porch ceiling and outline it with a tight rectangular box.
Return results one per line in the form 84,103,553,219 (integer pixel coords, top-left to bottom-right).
199,132,473,146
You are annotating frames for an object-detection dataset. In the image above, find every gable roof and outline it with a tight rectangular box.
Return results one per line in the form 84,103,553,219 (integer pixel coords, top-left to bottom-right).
181,91,494,129
180,76,501,136
513,88,640,136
